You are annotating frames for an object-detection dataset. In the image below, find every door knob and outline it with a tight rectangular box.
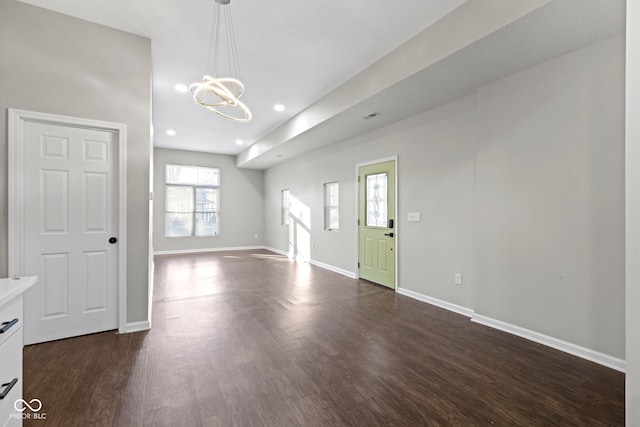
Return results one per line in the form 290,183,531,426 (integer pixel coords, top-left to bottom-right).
384,232,394,237
109,237,118,244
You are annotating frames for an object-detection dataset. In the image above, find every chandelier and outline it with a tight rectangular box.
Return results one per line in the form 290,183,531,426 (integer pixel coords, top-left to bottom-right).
190,0,251,122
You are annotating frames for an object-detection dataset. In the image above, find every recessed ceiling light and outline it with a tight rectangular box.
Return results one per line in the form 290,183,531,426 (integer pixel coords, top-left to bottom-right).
174,84,189,93
274,104,285,112
235,139,244,145
166,129,177,136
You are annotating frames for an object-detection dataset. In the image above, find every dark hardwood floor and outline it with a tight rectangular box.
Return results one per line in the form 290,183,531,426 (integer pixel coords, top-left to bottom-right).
23,249,624,426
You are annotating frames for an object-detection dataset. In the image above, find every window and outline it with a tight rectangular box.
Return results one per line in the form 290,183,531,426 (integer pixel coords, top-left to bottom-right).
165,164,220,237
281,189,290,225
366,172,388,227
324,182,339,230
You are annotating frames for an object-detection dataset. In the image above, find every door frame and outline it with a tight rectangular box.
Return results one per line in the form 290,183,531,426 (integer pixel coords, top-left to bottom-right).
355,155,399,290
7,108,128,334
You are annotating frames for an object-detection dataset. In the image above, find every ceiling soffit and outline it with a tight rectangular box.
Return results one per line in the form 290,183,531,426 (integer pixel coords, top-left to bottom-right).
237,0,625,169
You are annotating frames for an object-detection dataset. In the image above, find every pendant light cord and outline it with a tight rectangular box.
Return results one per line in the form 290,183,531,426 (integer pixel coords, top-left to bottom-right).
205,1,241,80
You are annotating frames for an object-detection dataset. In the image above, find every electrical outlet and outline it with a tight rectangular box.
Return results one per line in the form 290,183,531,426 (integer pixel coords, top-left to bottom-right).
455,274,462,285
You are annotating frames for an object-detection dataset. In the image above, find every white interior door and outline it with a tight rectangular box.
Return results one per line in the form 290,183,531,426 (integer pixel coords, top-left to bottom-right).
20,121,119,345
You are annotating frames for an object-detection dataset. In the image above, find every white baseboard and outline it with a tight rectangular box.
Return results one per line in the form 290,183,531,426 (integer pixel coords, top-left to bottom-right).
124,320,151,333
471,314,626,373
264,246,288,257
309,259,357,279
396,287,624,372
263,247,357,278
396,287,474,318
154,246,265,256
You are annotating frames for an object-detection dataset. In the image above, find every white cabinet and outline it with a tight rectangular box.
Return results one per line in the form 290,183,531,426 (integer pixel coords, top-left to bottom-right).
0,330,22,427
0,277,37,427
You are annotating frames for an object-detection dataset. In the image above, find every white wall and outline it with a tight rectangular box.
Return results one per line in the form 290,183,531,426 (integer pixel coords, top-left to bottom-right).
474,35,625,357
153,148,264,253
627,0,640,423
0,0,152,323
264,34,625,360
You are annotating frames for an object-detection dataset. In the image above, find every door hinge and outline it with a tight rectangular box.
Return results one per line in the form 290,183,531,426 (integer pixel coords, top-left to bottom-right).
358,262,360,269
358,176,361,183
357,219,360,226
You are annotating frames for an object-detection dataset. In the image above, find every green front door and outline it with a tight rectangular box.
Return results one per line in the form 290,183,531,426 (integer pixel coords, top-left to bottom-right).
358,160,396,289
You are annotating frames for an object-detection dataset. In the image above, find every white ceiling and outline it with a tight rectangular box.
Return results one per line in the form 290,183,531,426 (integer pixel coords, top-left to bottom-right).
16,0,467,156
13,0,627,169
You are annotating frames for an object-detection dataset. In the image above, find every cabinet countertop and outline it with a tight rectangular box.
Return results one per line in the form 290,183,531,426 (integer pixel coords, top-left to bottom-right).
0,276,38,307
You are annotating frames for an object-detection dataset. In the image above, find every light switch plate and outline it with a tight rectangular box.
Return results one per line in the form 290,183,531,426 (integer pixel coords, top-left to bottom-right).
408,212,421,222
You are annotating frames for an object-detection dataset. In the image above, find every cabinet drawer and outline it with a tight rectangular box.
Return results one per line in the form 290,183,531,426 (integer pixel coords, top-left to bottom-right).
0,330,22,427
0,297,22,347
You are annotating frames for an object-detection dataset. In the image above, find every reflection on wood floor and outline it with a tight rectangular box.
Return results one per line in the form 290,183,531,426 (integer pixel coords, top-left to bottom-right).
23,249,624,426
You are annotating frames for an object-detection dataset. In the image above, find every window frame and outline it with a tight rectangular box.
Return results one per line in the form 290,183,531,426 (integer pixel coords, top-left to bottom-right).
281,189,290,226
165,164,221,238
365,172,388,228
324,181,340,231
